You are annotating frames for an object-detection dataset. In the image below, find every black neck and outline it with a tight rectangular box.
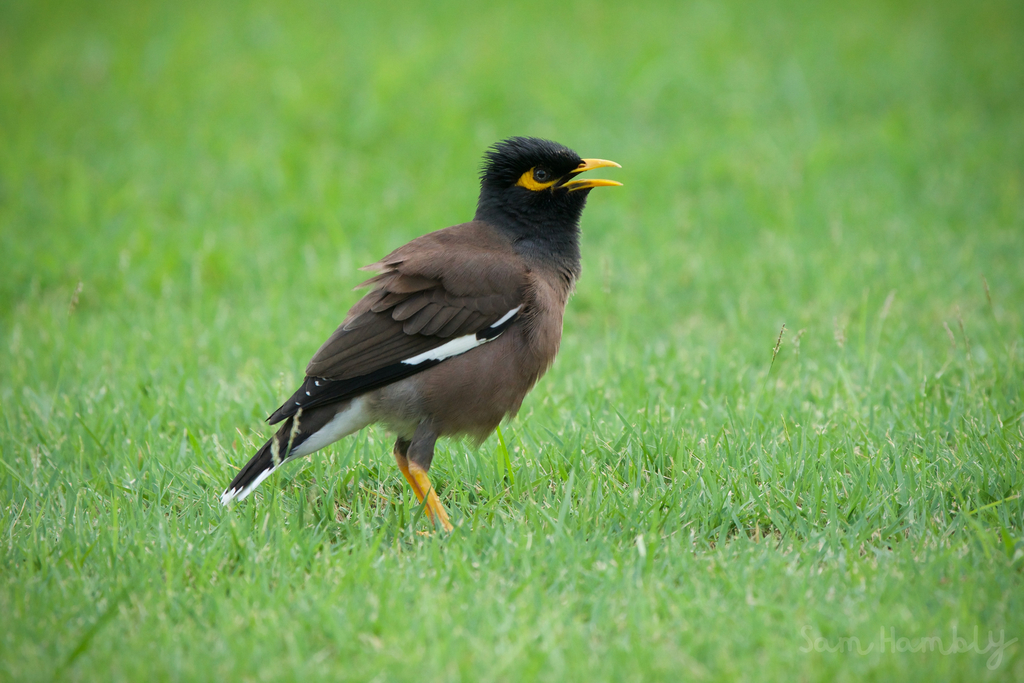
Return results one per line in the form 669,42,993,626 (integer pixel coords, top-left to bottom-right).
475,191,587,283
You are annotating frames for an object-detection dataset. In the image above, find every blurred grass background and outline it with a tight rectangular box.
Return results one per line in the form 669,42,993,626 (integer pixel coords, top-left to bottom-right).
1,0,1023,680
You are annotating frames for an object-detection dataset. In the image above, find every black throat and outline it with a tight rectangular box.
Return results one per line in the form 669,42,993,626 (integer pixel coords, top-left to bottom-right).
475,190,588,284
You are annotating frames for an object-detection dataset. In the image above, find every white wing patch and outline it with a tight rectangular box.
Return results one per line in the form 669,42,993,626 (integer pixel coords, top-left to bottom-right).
401,306,521,366
401,333,487,365
490,305,522,328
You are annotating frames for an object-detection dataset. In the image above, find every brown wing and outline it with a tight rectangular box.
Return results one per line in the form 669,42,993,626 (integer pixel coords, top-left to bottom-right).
267,222,527,424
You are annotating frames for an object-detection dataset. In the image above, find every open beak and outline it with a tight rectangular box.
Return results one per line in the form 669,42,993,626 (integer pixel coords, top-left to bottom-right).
559,158,623,192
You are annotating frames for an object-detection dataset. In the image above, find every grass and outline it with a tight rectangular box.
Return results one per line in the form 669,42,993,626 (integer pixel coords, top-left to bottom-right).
2,0,1023,680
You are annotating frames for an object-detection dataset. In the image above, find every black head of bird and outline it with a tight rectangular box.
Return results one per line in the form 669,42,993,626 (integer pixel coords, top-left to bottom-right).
475,137,621,253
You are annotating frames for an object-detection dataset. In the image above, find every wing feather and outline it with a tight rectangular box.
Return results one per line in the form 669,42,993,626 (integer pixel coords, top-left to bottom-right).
437,308,475,337
403,303,443,335
419,306,461,336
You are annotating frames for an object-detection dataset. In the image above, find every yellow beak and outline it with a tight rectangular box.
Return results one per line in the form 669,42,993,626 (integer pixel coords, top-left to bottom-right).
560,158,623,192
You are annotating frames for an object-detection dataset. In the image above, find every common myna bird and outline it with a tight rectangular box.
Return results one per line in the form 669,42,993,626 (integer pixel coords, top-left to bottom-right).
220,137,620,530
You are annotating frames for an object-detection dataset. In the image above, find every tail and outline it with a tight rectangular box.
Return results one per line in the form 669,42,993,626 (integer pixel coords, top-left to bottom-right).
220,398,371,505
220,414,305,505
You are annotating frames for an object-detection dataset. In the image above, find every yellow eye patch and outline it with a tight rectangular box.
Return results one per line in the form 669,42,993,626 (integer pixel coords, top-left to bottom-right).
516,167,559,191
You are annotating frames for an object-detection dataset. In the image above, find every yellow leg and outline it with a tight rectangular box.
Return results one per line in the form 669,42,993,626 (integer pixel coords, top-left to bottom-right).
407,461,452,532
394,444,453,532
393,445,420,496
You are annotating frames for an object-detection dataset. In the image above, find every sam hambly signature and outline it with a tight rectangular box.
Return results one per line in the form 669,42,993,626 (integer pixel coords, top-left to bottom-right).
799,625,1017,670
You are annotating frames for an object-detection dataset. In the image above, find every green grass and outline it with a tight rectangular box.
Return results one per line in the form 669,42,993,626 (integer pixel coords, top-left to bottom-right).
2,0,1023,680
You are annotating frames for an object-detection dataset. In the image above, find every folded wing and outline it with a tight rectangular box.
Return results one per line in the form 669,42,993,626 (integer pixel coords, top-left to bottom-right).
267,223,528,424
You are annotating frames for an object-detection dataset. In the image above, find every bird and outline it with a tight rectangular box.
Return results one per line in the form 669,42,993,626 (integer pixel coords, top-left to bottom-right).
219,137,621,531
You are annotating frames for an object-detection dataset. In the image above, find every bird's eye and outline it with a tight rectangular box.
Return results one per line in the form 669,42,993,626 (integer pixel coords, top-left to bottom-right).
516,166,558,191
